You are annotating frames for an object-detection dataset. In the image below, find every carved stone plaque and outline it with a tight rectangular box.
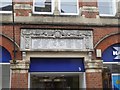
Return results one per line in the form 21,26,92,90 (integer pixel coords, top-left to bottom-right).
20,29,93,51
32,39,84,50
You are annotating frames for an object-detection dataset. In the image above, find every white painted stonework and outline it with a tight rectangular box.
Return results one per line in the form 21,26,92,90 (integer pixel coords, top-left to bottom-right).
20,29,93,51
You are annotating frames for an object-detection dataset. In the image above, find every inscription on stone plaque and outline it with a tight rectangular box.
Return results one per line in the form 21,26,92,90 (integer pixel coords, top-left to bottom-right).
31,39,84,50
20,29,93,51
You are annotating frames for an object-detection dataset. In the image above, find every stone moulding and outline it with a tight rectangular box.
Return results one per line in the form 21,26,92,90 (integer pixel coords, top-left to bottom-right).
21,29,93,51
85,60,103,69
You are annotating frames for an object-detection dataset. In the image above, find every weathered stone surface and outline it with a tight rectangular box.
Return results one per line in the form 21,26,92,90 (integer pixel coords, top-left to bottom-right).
21,29,93,51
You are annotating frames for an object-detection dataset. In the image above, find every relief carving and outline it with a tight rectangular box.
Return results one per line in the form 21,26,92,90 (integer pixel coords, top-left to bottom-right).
21,29,93,51
25,37,30,49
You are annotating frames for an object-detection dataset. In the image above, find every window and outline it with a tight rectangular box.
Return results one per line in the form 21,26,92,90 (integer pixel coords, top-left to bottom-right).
98,0,116,16
0,0,12,13
0,64,10,89
33,0,79,15
59,0,79,15
118,1,120,13
33,0,54,14
0,46,11,89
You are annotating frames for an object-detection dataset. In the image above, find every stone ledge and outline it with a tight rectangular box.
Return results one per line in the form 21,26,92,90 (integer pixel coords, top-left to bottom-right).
10,60,30,70
82,6,99,12
85,60,103,69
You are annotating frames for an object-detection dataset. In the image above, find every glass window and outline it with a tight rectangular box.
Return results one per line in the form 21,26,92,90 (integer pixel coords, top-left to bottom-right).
30,73,79,89
33,0,54,14
0,0,12,13
59,0,79,15
0,64,10,89
0,46,11,89
118,1,120,13
98,0,116,16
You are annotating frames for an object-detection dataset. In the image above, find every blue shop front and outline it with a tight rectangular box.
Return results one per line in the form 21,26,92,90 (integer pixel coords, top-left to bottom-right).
29,58,86,89
102,43,120,90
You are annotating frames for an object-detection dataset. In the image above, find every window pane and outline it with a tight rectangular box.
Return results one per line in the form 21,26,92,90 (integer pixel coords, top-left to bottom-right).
60,0,78,14
0,64,10,89
0,0,12,11
34,0,52,12
118,1,120,13
98,0,114,15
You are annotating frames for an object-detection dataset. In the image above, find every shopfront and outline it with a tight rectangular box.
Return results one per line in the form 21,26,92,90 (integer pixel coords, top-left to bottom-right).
29,58,86,89
102,43,120,90
20,29,94,89
0,46,11,89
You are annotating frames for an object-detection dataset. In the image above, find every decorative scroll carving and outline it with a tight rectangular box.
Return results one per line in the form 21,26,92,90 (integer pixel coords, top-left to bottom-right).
25,37,30,49
20,29,93,51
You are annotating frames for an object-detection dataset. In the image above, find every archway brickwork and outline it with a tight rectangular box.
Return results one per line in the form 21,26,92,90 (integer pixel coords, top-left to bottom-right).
0,36,22,60
95,34,120,52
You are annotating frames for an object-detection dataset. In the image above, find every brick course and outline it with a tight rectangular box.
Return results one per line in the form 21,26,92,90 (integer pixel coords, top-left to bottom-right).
11,73,28,89
86,72,103,89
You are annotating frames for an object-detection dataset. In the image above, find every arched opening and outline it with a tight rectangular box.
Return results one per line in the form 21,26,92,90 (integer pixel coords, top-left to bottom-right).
102,43,120,89
0,46,12,63
0,46,11,89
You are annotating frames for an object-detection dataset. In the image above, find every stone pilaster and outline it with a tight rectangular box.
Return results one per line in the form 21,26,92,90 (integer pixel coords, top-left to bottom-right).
81,0,99,18
14,0,32,16
10,60,30,89
85,60,103,89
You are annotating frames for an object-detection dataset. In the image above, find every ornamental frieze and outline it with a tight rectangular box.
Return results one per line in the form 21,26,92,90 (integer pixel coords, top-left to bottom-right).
21,29,93,51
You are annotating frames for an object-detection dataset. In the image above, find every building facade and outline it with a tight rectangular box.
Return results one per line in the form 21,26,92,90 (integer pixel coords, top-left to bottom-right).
0,0,120,89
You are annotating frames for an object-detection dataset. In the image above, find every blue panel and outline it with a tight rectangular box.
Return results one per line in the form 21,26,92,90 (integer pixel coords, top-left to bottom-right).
112,75,120,90
0,46,11,63
29,58,85,72
102,43,120,62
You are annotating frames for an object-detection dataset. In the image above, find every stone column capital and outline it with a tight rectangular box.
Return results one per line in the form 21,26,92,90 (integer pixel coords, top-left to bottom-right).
85,60,103,72
10,60,30,73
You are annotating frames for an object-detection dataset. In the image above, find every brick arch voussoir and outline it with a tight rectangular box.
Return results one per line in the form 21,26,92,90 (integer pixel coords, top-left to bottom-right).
0,35,21,60
0,36,15,59
95,33,120,52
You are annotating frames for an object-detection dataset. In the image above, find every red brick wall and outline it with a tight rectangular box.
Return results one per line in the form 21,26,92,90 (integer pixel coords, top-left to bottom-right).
15,9,31,16
14,0,32,16
1,25,22,60
96,34,120,52
1,1,119,89
86,72,103,88
79,0,98,7
93,27,119,59
80,0,98,18
13,0,99,18
1,24,119,60
82,11,99,18
11,73,28,89
0,36,21,60
93,27,119,46
1,25,21,45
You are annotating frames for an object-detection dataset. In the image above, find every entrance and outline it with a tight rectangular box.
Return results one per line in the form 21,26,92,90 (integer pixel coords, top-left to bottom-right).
29,58,86,89
30,72,85,89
